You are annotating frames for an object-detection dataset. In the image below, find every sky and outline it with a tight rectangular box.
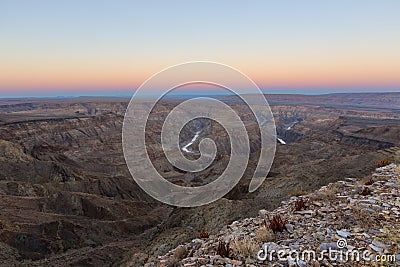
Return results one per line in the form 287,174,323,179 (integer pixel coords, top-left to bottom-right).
0,0,399,97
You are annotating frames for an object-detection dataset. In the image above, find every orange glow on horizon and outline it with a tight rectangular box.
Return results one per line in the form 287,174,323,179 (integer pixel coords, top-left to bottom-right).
1,62,399,92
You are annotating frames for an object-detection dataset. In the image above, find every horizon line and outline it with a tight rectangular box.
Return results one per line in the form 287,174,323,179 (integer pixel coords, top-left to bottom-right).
1,90,400,100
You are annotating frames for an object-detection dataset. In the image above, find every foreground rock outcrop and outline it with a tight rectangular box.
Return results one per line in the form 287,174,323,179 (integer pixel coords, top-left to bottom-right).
140,164,400,267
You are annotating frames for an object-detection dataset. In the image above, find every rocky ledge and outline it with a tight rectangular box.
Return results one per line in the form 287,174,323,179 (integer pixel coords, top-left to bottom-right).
140,164,400,267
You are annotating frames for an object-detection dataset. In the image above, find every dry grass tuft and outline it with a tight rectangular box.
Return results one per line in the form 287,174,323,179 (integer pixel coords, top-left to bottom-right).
0,220,20,232
371,174,392,182
255,226,276,243
173,246,187,261
120,252,148,267
309,185,339,201
230,238,259,259
395,164,400,174
350,206,384,229
379,227,400,254
290,187,308,197
376,159,392,168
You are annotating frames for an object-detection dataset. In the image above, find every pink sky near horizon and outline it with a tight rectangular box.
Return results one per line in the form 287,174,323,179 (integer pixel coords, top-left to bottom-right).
1,1,399,96
1,61,399,94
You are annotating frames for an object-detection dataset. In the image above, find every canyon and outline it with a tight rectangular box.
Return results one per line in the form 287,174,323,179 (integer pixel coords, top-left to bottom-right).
0,93,399,266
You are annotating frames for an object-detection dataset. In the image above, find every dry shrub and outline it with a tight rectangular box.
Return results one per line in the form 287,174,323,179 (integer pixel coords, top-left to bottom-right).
255,226,276,243
293,198,306,211
119,252,148,267
216,241,230,258
364,179,375,186
199,229,209,239
379,227,400,254
290,187,307,197
0,220,20,231
309,185,339,201
359,187,371,196
230,238,259,259
267,215,287,233
376,159,392,168
351,206,383,229
370,174,392,182
395,165,400,174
